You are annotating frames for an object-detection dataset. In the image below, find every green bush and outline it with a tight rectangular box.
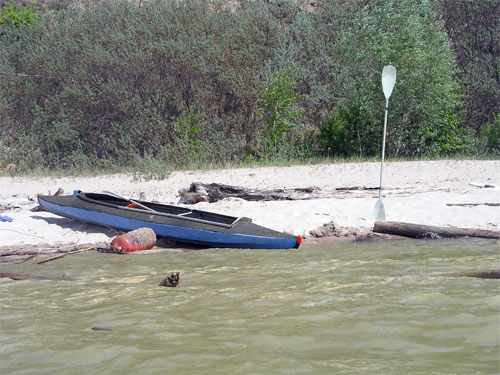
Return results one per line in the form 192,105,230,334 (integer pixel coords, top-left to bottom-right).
314,0,468,157
0,2,38,27
0,0,285,171
0,0,496,173
420,106,474,156
434,0,500,134
260,67,304,156
485,115,500,155
317,102,378,158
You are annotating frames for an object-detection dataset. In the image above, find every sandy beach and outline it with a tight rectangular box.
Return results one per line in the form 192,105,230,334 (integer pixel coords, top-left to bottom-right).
1,160,499,249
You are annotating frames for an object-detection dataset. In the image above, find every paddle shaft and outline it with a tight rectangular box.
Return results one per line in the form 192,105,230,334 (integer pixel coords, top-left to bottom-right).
378,98,389,198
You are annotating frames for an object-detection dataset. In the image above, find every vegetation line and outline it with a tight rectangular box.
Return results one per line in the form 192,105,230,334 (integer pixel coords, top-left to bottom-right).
1,0,499,175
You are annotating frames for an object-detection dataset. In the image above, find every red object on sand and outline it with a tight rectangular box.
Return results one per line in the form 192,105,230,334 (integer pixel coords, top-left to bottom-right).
110,227,157,253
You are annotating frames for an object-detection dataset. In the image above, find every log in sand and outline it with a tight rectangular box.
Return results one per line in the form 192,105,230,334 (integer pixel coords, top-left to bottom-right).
373,221,500,240
178,182,320,204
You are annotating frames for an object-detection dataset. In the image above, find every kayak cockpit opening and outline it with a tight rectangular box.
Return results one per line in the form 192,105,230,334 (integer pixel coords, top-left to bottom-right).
74,190,243,226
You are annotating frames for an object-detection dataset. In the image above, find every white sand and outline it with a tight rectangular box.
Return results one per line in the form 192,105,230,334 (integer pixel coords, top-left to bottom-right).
1,160,499,247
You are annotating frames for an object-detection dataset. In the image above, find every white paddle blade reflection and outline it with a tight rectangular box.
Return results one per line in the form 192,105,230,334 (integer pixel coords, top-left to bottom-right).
372,198,386,221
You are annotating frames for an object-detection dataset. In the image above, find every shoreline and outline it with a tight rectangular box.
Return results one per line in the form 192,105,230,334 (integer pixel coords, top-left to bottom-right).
1,160,499,251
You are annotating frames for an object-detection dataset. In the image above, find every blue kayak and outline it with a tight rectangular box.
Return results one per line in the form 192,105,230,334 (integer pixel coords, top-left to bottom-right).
37,190,301,249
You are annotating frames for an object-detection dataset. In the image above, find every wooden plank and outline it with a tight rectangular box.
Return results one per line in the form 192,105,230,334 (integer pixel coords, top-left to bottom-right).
373,221,500,239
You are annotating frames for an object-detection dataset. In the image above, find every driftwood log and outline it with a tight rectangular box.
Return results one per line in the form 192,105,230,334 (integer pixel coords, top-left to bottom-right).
373,221,500,239
446,203,500,207
0,272,51,280
443,267,500,279
35,246,95,264
1,242,108,264
0,271,73,280
335,186,380,191
178,182,320,204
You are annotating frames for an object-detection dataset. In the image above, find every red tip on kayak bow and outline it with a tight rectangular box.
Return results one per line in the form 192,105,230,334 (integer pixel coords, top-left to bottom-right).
295,235,302,248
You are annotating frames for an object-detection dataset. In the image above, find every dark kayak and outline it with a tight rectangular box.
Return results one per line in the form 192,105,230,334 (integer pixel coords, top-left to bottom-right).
37,191,301,249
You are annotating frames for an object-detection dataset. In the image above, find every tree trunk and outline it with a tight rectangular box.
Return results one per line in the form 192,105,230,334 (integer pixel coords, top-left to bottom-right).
373,221,500,239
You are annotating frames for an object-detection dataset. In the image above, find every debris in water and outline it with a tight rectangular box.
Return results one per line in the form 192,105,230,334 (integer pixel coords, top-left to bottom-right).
420,231,441,239
159,272,180,287
443,267,500,279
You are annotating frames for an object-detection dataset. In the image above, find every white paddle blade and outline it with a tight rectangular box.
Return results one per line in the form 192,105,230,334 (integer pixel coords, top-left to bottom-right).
372,198,386,221
382,65,397,100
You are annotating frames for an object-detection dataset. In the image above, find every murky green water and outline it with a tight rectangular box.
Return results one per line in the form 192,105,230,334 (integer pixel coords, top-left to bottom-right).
1,239,499,375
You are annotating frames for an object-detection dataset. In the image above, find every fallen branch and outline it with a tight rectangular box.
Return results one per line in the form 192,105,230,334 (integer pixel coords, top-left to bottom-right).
178,182,321,204
446,203,500,207
0,272,50,280
335,186,381,191
373,221,500,240
36,246,95,264
1,242,107,257
469,182,497,188
443,267,500,279
1,271,72,280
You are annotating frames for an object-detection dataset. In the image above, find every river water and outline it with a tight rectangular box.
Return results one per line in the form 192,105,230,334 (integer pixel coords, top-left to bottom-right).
1,239,499,374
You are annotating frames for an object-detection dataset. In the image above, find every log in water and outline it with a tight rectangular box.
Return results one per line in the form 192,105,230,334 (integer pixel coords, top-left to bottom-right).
0,272,50,280
443,267,500,279
373,221,500,239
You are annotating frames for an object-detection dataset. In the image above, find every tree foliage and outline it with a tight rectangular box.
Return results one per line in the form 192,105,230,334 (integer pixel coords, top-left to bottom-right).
434,0,500,133
0,0,495,172
260,67,304,156
314,0,473,157
0,2,37,27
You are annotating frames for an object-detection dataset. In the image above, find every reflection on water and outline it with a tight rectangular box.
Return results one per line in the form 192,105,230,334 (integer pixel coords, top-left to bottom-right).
1,239,499,374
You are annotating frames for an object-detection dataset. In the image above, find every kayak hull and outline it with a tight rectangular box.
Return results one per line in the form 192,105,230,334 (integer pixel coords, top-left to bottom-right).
38,191,300,249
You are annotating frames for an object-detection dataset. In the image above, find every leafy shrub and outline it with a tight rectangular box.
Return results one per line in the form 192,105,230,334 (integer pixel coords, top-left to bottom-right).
260,67,304,156
0,2,38,27
484,115,500,155
314,0,467,157
420,106,474,156
435,0,500,133
0,0,285,171
317,102,378,158
0,0,496,172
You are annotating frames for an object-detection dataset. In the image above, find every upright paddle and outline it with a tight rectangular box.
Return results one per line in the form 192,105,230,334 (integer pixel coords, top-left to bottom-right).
372,65,397,222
